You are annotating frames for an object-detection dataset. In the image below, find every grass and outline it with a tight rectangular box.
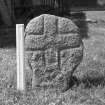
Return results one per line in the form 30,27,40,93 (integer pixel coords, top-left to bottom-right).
0,11,105,105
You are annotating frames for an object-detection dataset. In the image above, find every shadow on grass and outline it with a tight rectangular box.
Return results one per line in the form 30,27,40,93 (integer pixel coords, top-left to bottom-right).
80,70,105,88
65,74,105,90
81,76,105,88
71,12,89,39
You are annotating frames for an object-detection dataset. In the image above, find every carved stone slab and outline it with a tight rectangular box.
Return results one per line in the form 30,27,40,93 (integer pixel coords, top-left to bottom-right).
25,14,83,91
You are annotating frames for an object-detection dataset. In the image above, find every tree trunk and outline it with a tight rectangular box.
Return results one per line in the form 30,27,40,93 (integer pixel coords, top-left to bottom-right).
97,0,105,6
14,0,21,7
0,0,12,26
32,0,41,6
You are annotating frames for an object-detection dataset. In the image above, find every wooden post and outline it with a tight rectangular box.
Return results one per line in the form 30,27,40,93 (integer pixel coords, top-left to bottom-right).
16,24,25,91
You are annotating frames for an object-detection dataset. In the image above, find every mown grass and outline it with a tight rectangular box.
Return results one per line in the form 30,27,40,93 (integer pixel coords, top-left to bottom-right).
0,35,105,105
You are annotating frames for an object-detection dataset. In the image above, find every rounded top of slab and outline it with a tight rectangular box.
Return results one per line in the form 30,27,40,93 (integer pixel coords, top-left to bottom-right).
25,14,81,50
25,14,79,35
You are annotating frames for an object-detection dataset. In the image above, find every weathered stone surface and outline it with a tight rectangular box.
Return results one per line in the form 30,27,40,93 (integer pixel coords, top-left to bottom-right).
25,14,84,91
